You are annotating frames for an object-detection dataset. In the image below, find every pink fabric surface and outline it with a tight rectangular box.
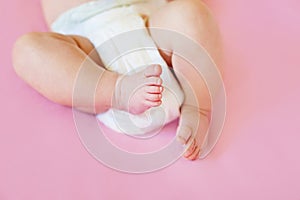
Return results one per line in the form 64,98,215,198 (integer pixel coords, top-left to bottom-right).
1,0,300,199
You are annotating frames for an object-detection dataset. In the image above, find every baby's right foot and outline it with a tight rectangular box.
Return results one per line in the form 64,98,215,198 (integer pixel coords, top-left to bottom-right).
113,65,163,114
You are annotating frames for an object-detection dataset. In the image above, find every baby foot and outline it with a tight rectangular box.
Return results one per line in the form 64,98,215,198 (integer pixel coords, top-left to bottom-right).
113,64,164,114
176,104,210,160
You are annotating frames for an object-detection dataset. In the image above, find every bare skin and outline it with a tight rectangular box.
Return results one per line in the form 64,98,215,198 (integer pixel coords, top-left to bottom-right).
114,65,164,114
12,32,163,114
12,0,221,160
148,0,222,159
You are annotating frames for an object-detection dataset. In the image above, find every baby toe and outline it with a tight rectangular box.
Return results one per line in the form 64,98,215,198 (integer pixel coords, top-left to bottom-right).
146,86,163,94
144,64,162,77
176,126,192,145
145,93,162,102
146,77,162,86
186,146,201,160
184,139,196,157
145,100,162,107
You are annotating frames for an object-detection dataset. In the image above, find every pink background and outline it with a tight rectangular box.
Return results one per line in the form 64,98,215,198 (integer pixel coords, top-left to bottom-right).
1,0,300,199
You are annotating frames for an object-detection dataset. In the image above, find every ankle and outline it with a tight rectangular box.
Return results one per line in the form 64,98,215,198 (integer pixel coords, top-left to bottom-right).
181,104,211,118
95,70,119,113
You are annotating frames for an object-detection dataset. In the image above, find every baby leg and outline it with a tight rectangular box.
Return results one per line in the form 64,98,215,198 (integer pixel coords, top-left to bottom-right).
12,32,163,114
148,0,222,160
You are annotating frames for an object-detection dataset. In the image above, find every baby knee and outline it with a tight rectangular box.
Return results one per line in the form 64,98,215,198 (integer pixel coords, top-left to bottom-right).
14,32,43,50
12,32,41,73
168,0,214,27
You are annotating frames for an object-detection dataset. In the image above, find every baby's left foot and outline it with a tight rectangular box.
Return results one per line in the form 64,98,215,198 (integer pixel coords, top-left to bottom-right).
176,104,210,160
113,64,163,114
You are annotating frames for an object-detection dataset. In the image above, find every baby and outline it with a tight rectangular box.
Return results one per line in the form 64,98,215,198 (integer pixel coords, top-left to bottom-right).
12,0,222,160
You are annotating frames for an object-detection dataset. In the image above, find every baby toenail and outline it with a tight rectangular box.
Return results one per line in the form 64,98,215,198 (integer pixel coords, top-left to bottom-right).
154,65,161,72
177,136,186,145
157,78,161,84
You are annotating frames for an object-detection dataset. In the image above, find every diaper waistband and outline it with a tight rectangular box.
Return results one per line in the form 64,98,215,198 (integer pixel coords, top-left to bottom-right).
51,0,148,32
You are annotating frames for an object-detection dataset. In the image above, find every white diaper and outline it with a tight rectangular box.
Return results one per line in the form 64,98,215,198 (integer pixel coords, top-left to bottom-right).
52,0,184,135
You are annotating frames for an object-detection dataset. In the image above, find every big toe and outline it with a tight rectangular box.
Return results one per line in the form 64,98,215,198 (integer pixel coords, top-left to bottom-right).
144,64,162,77
176,125,193,145
146,77,162,86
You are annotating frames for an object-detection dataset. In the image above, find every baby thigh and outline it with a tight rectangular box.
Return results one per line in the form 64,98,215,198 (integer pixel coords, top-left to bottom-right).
147,0,222,108
147,0,221,66
12,32,104,109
